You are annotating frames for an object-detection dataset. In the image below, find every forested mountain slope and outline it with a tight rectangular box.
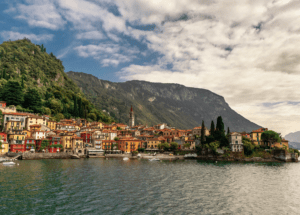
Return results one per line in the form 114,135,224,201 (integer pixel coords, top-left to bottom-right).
0,39,113,123
67,71,261,131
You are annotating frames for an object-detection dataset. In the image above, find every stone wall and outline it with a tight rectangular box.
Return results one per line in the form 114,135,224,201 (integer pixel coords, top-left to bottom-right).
22,152,72,160
272,150,298,162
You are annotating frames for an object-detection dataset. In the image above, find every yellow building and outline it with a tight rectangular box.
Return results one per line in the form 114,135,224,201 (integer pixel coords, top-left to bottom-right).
26,116,47,130
47,121,57,130
72,136,84,150
8,132,26,144
147,138,161,149
0,142,9,154
60,133,74,152
250,128,268,145
5,120,22,132
23,130,32,138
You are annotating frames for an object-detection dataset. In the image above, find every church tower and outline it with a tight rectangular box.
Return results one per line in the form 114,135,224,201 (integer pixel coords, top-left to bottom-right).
129,106,135,127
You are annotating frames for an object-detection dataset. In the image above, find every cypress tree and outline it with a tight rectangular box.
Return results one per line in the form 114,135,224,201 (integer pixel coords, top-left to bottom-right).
210,120,215,136
1,81,23,106
216,116,225,134
21,75,24,88
78,97,82,118
73,96,79,117
201,120,206,145
23,88,42,112
227,127,230,135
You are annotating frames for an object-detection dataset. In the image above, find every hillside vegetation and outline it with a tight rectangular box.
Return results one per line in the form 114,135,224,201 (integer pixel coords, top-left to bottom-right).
67,71,261,132
0,39,113,123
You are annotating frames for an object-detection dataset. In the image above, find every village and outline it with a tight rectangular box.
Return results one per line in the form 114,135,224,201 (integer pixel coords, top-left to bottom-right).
0,101,292,159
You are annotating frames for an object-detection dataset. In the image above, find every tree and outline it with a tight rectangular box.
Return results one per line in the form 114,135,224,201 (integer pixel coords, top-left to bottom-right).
23,88,42,112
170,142,178,151
0,80,23,106
158,142,170,151
201,120,206,145
216,116,225,134
227,127,230,135
21,75,24,88
114,137,120,141
214,116,228,148
210,120,215,136
73,96,79,117
261,130,281,149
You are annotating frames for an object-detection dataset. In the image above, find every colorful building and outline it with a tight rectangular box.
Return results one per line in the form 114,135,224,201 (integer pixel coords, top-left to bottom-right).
118,138,142,153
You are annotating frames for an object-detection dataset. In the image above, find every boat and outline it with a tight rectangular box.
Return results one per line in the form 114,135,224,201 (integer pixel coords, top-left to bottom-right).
123,157,129,161
3,162,16,165
149,158,160,161
184,153,197,158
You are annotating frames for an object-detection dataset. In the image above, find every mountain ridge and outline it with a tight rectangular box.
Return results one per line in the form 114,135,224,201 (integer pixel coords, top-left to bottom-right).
67,71,261,132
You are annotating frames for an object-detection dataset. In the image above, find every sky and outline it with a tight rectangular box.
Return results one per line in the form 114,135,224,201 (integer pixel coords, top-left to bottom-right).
1,0,300,136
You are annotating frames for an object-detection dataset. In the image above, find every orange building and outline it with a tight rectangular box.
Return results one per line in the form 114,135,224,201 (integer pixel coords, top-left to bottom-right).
118,138,142,153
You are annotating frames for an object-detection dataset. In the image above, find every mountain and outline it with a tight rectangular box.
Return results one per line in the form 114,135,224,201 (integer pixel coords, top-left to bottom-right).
289,142,300,150
0,39,113,123
285,131,300,143
67,71,261,132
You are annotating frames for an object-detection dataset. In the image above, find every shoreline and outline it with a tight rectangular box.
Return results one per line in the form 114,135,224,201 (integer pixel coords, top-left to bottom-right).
2,152,298,163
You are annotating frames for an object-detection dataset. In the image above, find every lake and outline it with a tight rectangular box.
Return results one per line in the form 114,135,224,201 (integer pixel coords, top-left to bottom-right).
0,158,300,214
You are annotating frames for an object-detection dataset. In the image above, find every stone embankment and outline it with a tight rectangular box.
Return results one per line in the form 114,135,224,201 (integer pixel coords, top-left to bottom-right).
22,152,72,160
105,153,184,160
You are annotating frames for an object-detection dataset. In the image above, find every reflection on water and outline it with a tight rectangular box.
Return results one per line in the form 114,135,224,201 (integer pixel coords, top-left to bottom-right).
0,159,299,214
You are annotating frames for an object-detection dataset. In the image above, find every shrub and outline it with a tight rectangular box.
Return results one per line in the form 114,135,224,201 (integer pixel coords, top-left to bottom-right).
138,148,145,152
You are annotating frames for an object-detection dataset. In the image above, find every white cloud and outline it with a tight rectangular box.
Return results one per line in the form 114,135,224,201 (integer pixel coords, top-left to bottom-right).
13,0,66,30
0,31,54,42
74,43,139,66
76,31,106,40
115,0,300,135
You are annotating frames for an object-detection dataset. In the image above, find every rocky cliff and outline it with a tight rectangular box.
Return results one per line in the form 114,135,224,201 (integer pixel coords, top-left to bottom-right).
67,71,261,132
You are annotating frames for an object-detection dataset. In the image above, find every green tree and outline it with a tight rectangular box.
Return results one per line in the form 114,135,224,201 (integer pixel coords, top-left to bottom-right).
170,142,178,151
210,120,215,136
227,127,230,135
114,137,120,141
0,80,23,106
261,130,281,149
201,120,206,145
73,96,79,117
158,142,170,151
216,116,225,134
23,88,42,112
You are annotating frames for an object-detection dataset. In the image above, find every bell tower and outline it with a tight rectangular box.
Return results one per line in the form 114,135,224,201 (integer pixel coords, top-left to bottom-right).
129,106,135,127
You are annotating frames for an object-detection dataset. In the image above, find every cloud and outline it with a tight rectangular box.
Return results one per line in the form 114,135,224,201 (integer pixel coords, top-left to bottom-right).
11,0,66,30
0,31,54,42
74,43,139,66
115,0,300,135
76,31,106,40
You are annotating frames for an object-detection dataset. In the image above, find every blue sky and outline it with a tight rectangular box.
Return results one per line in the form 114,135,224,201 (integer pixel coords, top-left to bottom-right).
1,0,300,136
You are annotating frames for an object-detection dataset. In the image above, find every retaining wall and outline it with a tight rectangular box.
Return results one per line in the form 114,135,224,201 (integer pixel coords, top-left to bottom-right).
22,152,72,160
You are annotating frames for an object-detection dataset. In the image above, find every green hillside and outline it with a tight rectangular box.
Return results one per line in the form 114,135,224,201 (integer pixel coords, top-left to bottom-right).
0,39,113,123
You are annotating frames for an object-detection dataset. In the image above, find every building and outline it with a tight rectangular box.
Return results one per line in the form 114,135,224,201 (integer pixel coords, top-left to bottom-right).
250,128,268,145
118,138,142,153
0,101,16,113
229,132,243,152
129,106,135,127
26,116,47,130
47,121,57,130
147,138,161,150
5,120,22,132
8,131,26,153
48,136,62,153
192,126,210,137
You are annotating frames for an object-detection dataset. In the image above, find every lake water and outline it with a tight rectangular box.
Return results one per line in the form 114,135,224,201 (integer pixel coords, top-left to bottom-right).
1,158,300,215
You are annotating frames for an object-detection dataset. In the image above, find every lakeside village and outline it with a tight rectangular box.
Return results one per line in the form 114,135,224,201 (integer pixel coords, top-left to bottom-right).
0,101,298,162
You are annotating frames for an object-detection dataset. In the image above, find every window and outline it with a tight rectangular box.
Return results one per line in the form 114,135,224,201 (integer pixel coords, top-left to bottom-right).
235,141,238,144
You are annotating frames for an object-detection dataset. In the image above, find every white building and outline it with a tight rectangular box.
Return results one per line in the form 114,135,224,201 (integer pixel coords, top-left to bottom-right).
229,132,243,152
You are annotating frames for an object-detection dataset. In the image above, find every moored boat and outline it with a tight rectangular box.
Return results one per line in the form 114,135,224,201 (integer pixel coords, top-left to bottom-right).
3,162,16,165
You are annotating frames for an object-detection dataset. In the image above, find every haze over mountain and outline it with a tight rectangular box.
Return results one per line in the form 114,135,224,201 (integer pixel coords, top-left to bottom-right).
68,71,261,132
